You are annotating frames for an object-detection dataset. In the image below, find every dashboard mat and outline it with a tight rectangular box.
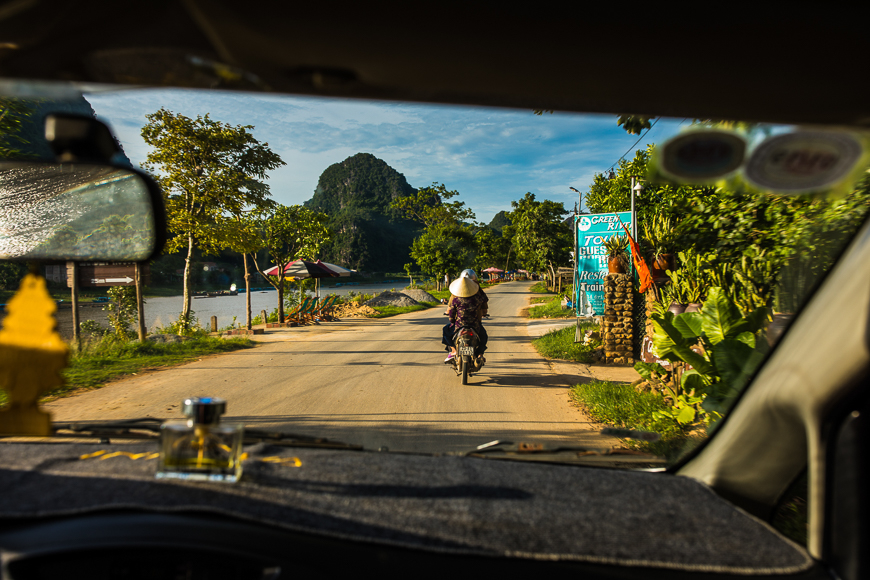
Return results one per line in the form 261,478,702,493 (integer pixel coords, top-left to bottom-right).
0,442,811,575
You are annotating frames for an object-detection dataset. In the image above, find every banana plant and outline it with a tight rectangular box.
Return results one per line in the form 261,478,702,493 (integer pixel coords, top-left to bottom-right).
635,361,707,425
648,287,768,417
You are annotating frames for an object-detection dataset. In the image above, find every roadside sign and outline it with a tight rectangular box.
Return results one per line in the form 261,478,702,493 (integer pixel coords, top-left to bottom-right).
574,211,633,316
65,262,150,287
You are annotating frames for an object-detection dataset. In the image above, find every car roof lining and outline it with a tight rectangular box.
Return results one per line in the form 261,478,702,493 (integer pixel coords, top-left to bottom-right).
0,1,868,127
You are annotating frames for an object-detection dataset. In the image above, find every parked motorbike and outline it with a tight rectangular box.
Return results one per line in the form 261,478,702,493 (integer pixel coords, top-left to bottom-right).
453,326,484,384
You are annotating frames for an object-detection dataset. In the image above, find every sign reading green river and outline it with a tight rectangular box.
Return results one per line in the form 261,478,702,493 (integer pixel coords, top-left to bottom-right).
574,211,633,316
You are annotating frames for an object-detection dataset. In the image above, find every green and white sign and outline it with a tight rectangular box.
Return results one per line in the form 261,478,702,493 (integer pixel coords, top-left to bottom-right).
574,211,633,316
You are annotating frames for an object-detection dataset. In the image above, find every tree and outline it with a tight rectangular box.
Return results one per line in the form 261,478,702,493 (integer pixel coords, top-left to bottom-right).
588,140,870,314
224,209,270,330
0,262,25,291
391,183,476,288
410,223,474,286
404,263,415,286
617,115,654,135
250,205,331,323
472,226,510,274
0,98,37,159
141,109,284,330
390,182,475,227
585,146,716,255
506,193,570,281
104,286,138,336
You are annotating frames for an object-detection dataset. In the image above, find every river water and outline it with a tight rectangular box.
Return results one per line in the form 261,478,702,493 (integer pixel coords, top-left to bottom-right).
121,282,407,333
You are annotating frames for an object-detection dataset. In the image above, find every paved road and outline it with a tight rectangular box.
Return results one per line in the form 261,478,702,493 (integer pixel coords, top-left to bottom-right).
46,282,614,453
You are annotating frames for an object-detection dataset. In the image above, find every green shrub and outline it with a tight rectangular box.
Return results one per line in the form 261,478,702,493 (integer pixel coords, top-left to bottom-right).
155,311,208,337
79,319,108,338
251,308,281,324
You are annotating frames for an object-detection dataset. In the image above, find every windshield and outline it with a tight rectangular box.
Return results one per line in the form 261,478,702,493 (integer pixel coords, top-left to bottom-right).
0,85,868,474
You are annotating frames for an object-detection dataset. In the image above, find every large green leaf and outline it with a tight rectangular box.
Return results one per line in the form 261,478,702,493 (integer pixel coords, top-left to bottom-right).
677,405,696,424
634,361,667,381
744,306,770,334
673,312,703,340
653,314,714,374
681,369,711,394
734,331,756,349
711,338,765,399
700,287,745,345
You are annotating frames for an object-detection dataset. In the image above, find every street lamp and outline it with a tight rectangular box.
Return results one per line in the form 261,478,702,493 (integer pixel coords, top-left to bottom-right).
569,186,581,214
632,180,643,240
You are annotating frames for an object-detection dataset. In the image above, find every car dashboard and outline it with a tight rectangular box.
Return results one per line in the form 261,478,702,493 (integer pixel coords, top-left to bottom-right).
0,441,823,579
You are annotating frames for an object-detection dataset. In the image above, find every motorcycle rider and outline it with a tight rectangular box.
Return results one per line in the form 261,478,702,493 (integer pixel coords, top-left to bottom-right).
442,270,488,364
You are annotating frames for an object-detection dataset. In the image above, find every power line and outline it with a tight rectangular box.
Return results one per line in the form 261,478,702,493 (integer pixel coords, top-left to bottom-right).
608,117,660,172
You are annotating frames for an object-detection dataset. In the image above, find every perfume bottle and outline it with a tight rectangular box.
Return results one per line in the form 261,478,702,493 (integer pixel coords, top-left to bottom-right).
156,397,244,482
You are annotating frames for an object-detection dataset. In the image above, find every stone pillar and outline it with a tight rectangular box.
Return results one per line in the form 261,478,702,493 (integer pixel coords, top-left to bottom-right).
602,273,633,365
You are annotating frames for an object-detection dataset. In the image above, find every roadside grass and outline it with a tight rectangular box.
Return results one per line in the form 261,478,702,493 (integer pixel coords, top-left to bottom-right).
529,281,552,294
570,380,691,458
429,290,451,301
528,296,574,319
530,296,551,304
24,335,257,403
532,325,597,363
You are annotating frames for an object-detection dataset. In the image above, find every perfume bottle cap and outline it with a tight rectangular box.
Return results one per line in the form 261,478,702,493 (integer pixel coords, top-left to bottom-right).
182,397,227,425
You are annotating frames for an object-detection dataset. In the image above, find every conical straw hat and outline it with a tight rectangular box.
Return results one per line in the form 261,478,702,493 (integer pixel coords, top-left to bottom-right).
449,277,479,298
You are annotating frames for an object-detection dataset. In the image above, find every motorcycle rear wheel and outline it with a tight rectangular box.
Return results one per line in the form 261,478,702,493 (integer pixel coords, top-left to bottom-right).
461,356,469,384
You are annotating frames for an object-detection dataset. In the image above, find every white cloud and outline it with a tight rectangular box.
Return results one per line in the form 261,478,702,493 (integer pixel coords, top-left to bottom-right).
86,88,685,222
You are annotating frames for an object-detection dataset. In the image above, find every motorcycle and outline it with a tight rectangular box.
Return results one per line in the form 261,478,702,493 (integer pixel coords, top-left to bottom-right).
453,325,485,384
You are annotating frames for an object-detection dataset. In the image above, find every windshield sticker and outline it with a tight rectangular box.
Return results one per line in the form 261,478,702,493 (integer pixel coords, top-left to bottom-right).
744,130,864,193
658,130,746,183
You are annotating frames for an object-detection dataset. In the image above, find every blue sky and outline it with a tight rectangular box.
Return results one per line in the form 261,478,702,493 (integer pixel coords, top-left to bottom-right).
85,88,687,223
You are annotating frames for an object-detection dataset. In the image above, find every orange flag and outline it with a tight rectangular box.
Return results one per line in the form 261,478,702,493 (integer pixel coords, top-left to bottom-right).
621,222,653,294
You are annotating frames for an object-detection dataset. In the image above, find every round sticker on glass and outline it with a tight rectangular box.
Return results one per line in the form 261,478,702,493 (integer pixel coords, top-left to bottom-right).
745,131,863,193
659,130,746,182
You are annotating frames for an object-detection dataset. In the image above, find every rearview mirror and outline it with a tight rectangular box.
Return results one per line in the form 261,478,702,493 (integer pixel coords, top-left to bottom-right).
0,162,165,261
